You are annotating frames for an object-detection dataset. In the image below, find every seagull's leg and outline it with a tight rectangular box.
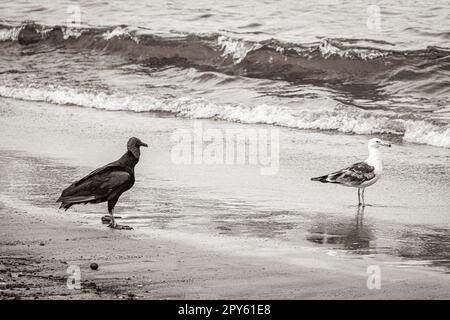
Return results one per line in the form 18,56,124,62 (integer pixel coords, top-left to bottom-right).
356,206,365,226
362,188,366,207
356,206,360,225
357,188,361,206
360,206,365,225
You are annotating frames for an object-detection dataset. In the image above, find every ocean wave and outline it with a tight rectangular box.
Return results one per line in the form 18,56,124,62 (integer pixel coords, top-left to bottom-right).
1,84,449,149
0,22,449,100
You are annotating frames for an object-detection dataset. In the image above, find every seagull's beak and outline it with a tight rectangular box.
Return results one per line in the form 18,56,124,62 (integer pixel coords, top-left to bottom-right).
140,142,148,148
382,141,391,147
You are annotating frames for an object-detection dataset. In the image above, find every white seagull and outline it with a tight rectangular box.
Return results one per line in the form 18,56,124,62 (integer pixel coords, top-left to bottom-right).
311,138,391,206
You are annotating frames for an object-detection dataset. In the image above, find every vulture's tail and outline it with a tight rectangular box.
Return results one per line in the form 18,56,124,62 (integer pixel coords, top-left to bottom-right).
57,195,99,211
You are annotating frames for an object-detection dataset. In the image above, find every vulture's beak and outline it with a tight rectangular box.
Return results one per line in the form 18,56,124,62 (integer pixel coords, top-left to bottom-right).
140,142,148,148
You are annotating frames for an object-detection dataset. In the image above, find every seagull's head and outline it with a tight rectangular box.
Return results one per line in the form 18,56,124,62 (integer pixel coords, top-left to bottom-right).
127,137,148,158
368,137,391,149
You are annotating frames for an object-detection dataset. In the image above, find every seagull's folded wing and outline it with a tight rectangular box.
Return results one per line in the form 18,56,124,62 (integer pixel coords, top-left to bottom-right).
327,162,375,186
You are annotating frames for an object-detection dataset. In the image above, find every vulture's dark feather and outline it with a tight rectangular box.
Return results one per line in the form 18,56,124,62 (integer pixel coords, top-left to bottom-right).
58,170,132,210
57,137,147,216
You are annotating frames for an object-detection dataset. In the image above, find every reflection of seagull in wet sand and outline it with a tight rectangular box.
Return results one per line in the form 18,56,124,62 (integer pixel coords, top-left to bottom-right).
311,138,391,207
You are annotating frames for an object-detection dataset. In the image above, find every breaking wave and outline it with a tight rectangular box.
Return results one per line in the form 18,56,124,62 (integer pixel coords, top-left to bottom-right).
1,84,449,149
0,23,449,99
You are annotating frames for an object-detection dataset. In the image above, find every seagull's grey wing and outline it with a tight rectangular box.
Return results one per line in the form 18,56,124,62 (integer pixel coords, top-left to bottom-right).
312,162,375,186
329,162,375,186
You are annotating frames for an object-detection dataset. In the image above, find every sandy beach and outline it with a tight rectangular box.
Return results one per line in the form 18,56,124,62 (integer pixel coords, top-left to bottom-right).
1,97,449,299
2,198,450,300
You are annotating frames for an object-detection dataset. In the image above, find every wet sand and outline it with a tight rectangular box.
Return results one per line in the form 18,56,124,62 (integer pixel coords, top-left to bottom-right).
1,97,450,299
2,201,450,300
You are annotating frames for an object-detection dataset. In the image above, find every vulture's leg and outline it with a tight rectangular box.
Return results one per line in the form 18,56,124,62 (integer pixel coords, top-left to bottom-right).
107,200,118,228
108,208,116,228
107,199,133,230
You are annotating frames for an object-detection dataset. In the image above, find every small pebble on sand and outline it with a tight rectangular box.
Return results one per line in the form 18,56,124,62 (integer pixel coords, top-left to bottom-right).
90,263,99,270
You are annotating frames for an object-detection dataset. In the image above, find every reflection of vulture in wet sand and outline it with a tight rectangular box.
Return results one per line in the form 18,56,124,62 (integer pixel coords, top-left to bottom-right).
57,137,147,230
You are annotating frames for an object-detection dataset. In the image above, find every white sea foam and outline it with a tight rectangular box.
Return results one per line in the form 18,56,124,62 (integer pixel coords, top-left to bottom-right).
0,84,449,148
102,26,140,43
217,36,261,63
62,26,84,40
316,39,388,60
0,25,82,42
404,121,450,148
0,26,22,41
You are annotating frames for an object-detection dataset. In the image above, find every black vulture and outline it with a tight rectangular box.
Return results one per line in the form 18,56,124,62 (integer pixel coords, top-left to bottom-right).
57,137,148,230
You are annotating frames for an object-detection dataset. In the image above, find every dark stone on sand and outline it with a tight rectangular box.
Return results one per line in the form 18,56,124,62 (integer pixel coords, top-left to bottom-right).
18,25,41,45
39,242,45,246
102,215,122,224
101,216,111,224
90,263,99,270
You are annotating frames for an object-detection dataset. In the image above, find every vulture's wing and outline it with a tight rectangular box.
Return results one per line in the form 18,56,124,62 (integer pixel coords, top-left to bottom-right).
70,161,122,187
58,169,131,209
312,162,375,186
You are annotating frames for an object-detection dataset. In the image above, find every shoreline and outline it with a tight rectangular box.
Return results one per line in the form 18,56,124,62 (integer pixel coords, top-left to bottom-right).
1,97,450,299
